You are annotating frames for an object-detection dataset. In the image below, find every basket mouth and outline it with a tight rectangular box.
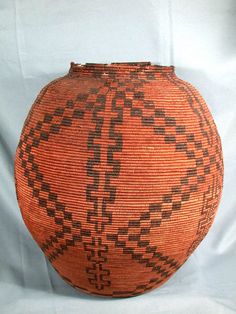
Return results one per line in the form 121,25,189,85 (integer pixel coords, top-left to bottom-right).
69,61,175,76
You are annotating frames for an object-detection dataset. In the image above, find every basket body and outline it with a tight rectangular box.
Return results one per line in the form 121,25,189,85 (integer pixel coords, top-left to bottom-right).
15,62,224,297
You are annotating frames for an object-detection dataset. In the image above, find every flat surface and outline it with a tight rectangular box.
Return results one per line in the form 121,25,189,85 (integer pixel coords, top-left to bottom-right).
0,0,236,313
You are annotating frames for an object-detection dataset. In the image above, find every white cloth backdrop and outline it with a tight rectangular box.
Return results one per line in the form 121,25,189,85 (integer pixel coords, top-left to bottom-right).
0,0,236,313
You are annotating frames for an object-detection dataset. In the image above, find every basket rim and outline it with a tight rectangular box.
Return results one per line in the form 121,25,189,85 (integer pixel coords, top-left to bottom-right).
69,61,175,74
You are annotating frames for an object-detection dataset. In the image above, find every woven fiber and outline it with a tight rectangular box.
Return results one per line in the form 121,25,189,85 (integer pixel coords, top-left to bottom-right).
14,62,224,297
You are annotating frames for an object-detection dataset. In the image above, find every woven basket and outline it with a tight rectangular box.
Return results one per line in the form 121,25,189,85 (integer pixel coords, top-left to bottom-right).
14,62,224,297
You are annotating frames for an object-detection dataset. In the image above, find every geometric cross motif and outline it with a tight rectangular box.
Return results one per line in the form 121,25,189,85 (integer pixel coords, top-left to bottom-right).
187,175,221,255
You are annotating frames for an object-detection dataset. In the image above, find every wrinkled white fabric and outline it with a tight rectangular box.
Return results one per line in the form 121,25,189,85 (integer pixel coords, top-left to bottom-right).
0,0,235,313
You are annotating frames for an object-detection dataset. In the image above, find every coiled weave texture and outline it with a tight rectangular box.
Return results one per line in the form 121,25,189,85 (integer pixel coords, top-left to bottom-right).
15,62,224,297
